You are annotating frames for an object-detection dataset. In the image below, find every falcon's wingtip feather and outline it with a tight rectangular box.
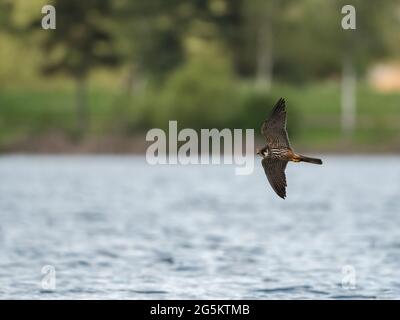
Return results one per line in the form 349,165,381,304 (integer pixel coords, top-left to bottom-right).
273,97,286,114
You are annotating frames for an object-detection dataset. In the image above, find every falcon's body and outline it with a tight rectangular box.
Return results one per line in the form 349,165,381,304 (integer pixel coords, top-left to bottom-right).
257,98,322,199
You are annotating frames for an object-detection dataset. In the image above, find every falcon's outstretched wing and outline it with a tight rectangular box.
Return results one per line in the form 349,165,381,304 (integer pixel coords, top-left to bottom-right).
261,98,291,148
261,158,288,199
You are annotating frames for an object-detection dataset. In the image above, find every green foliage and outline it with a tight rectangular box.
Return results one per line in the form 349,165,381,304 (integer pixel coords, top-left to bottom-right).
0,0,400,151
114,0,188,81
39,0,119,78
1,82,400,150
0,0,12,30
151,49,240,130
0,89,76,142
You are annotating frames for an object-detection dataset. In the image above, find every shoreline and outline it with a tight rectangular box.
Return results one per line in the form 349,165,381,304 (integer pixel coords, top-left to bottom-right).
1,134,399,155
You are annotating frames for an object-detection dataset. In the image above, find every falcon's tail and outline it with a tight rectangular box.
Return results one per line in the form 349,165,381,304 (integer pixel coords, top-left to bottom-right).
297,155,323,165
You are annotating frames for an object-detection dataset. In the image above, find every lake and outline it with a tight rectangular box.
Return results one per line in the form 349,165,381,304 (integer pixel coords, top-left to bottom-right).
0,155,399,299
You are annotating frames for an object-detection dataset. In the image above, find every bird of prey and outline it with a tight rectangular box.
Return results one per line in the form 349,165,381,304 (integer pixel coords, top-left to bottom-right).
257,98,322,199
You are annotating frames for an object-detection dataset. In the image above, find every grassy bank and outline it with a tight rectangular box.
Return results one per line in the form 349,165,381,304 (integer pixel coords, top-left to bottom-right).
0,82,399,153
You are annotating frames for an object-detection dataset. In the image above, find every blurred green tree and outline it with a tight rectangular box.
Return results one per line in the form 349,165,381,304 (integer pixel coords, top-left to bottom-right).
156,43,239,130
243,0,295,90
0,0,14,88
0,0,13,30
38,0,119,137
315,0,397,137
335,0,398,137
267,0,398,136
115,0,244,90
115,0,189,91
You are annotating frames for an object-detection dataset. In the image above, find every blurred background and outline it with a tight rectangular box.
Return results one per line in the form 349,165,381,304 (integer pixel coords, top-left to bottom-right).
0,0,399,153
1,0,400,300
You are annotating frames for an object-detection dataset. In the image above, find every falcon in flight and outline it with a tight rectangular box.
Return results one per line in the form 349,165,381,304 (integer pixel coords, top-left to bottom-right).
257,98,322,199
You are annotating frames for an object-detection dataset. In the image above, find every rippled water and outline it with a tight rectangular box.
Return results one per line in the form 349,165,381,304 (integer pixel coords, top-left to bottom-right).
0,155,399,299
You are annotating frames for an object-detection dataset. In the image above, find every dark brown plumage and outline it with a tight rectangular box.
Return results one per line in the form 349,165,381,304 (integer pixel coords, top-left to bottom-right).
257,98,322,199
